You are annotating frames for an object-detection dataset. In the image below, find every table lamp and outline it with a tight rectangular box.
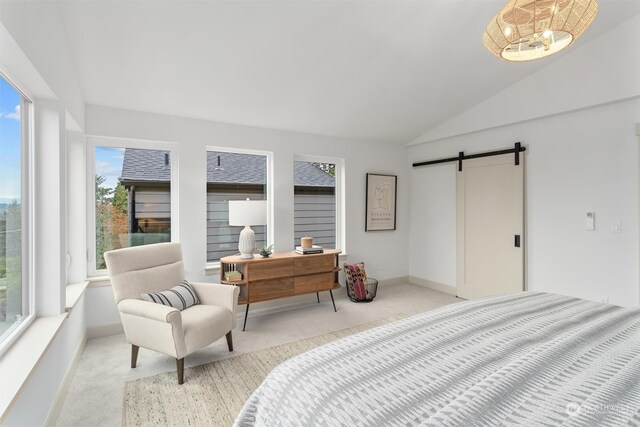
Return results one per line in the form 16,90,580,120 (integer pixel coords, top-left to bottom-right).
228,199,267,259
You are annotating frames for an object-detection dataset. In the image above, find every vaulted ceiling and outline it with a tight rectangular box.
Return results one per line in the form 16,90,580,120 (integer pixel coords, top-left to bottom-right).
57,1,640,144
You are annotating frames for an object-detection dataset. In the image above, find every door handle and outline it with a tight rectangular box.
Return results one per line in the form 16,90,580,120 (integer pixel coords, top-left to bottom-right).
514,235,521,248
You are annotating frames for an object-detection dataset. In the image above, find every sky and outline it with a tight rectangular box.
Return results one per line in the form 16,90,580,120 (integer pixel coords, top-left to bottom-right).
0,76,21,203
96,146,125,190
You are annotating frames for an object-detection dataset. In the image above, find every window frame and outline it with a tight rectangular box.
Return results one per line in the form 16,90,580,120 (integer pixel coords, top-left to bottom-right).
293,154,345,253
0,71,35,356
86,136,180,277
205,146,273,268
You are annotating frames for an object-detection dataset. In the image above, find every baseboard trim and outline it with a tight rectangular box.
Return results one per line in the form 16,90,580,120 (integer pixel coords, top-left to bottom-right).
378,276,409,287
43,332,87,427
409,276,457,296
87,323,124,339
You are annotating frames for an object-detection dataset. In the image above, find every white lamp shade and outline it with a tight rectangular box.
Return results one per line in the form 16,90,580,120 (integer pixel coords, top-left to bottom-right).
228,200,267,226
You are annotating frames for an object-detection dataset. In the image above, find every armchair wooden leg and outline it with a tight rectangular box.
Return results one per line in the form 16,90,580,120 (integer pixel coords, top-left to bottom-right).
131,345,139,368
177,358,184,385
226,331,234,352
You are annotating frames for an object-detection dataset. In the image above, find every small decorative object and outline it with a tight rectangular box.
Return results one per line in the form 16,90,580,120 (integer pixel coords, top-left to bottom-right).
295,245,324,255
301,236,313,249
365,173,397,231
484,0,598,62
224,270,243,282
259,244,273,258
141,280,200,310
344,262,378,302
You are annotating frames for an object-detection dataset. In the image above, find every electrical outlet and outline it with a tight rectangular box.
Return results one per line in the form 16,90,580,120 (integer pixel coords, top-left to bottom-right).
599,297,609,304
612,221,621,233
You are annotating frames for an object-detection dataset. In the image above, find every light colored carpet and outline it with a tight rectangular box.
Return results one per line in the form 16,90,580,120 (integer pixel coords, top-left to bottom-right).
123,315,404,426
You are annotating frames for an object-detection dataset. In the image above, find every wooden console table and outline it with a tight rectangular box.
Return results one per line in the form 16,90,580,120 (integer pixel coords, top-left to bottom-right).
220,250,341,331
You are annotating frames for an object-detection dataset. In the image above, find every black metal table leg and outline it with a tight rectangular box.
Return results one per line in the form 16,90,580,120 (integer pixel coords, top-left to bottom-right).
243,304,250,331
329,290,337,312
316,292,320,303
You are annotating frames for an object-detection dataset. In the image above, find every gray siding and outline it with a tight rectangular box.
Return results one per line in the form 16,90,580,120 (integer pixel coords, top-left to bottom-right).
131,189,335,261
294,194,336,249
135,191,170,219
207,191,266,262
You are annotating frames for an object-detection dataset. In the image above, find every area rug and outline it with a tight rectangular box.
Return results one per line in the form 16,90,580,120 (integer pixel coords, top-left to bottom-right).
123,316,405,426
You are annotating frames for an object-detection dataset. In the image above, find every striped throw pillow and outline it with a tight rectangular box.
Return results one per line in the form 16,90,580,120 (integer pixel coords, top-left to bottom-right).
141,280,200,310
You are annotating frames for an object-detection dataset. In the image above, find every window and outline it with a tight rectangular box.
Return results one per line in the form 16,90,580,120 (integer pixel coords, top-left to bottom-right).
206,149,269,262
293,158,341,250
89,141,176,274
0,73,32,348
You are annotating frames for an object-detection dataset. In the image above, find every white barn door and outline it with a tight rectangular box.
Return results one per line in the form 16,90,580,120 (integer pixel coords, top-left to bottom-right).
456,153,524,299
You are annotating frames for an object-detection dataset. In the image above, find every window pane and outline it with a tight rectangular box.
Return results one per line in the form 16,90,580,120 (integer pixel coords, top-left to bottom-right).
293,161,336,249
0,76,27,342
95,147,171,270
206,151,267,262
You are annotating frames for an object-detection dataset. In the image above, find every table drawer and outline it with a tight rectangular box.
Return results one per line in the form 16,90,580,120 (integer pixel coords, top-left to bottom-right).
250,260,294,281
294,272,333,294
250,278,294,302
294,255,333,275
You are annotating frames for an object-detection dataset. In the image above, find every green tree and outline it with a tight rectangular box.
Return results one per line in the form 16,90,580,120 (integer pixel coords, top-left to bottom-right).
313,162,336,177
95,175,113,269
0,211,6,277
112,179,128,214
2,200,22,326
95,174,112,203
95,175,129,270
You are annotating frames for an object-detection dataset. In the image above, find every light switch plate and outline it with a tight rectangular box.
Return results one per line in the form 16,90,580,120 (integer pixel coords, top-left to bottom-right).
586,211,595,231
612,221,621,233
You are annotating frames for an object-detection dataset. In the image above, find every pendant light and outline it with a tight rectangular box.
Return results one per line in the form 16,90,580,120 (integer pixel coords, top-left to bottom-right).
484,0,598,62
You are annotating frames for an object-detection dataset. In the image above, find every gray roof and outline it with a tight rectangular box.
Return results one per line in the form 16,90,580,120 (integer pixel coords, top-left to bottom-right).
206,151,266,185
121,149,334,187
122,148,171,182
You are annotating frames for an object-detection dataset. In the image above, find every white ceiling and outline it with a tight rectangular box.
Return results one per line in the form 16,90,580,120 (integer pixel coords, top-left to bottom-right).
57,0,640,144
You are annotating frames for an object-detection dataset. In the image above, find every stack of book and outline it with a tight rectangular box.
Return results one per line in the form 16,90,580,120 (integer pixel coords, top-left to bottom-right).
295,245,324,255
224,270,243,282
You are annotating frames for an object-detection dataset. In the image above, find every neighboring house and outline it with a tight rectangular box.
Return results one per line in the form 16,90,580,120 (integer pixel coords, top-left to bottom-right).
120,149,335,261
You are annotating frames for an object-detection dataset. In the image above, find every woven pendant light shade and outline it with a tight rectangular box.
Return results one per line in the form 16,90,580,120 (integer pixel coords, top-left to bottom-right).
484,0,598,62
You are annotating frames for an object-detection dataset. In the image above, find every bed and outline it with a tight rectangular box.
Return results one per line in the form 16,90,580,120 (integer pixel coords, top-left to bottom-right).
234,292,640,426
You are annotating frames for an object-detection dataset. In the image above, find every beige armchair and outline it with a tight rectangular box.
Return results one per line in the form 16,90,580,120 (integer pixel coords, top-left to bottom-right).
104,242,239,384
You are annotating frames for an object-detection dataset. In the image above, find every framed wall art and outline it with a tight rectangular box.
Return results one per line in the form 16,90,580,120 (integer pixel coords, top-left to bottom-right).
365,173,397,231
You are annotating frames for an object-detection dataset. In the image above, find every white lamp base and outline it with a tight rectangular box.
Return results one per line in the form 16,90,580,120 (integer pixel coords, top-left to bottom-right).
238,225,256,259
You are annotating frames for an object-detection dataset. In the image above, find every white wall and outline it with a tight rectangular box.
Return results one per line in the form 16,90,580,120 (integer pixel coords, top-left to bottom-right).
0,1,85,128
411,14,640,145
84,105,409,324
408,97,640,306
84,286,121,329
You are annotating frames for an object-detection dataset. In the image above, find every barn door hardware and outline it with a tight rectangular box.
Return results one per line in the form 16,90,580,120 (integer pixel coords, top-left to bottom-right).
412,142,526,170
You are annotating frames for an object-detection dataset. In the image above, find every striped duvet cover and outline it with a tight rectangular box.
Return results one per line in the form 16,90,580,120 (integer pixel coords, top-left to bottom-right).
234,292,640,426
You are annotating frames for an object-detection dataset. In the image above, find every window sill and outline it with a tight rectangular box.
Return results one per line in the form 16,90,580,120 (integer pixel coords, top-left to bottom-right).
86,275,111,287
0,314,66,423
204,262,221,275
65,281,89,313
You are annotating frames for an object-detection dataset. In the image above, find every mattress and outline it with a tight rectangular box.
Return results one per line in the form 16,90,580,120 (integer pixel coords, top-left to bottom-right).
234,292,640,426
